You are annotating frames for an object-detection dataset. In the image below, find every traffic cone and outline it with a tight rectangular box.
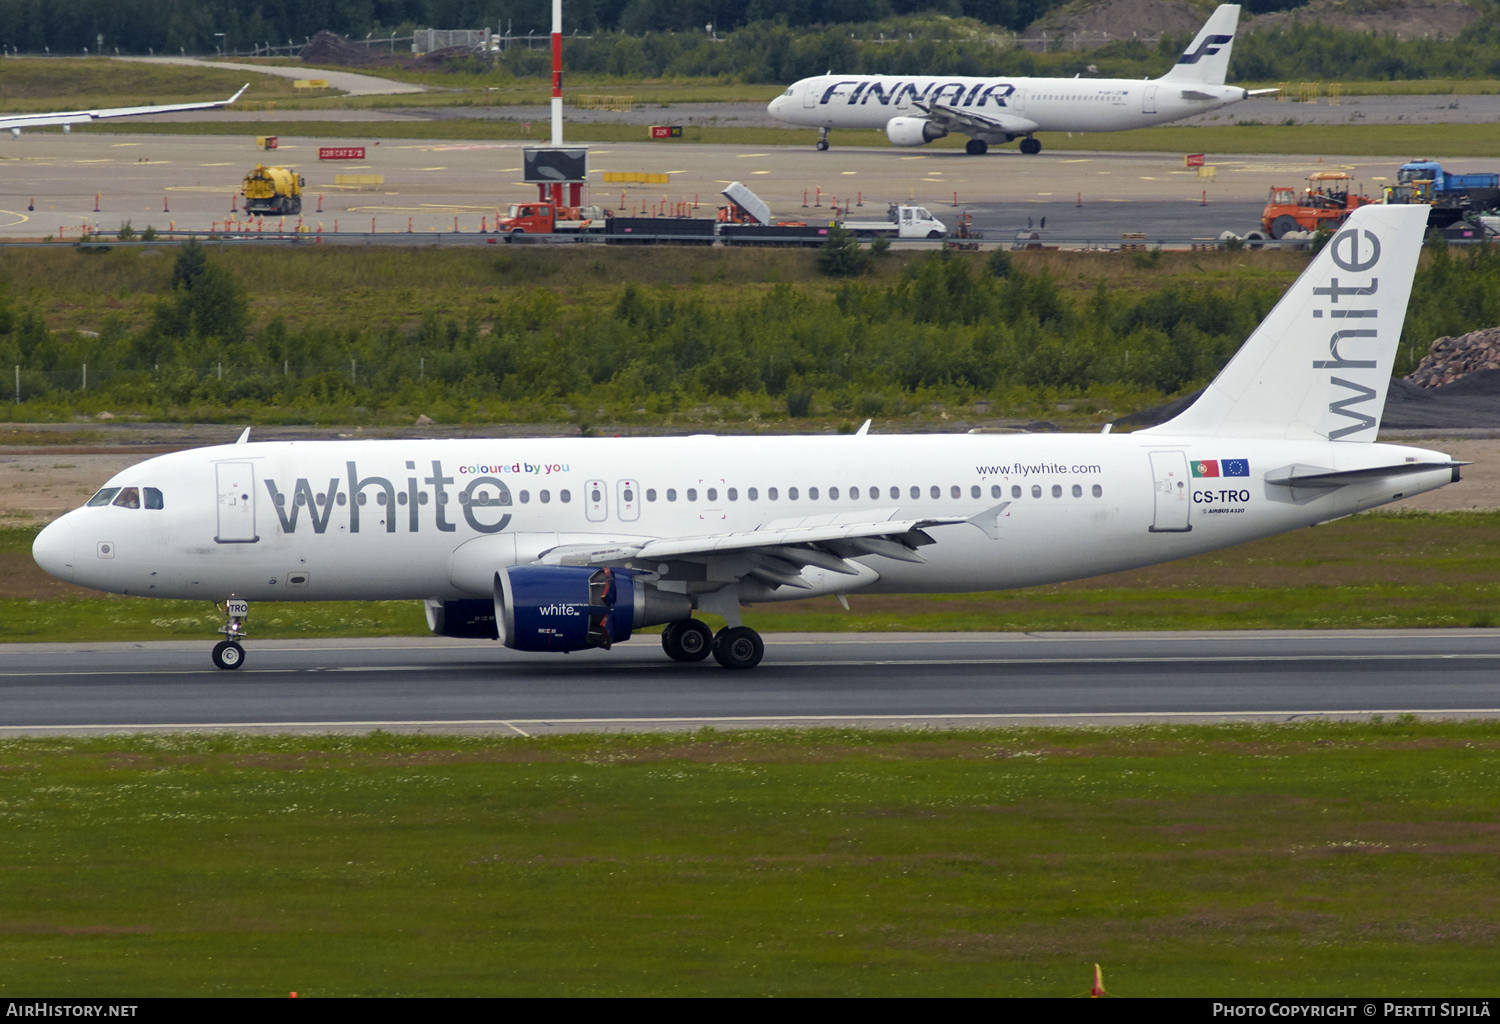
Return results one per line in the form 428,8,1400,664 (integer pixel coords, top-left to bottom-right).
93,192,100,212
1090,964,1106,998
27,198,32,211
316,194,323,213
230,193,236,212
163,195,169,213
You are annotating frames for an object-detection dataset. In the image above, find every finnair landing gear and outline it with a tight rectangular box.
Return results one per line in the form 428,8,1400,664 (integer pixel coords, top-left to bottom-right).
966,138,988,155
1019,137,1042,155
712,626,765,670
213,598,249,670
662,618,714,662
816,127,830,152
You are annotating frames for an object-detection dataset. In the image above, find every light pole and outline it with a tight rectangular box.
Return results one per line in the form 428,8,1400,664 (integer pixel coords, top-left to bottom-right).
213,32,225,56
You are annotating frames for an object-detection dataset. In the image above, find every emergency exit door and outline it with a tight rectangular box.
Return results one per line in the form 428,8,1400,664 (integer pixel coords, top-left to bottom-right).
1148,451,1192,533
215,462,259,544
616,479,640,522
584,479,608,523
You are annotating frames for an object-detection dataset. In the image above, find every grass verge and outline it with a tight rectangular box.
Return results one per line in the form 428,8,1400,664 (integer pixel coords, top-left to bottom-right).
75,119,1500,157
4,510,1498,641
0,722,1497,995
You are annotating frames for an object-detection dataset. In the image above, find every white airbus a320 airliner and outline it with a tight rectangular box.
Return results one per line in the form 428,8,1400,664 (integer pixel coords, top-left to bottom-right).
767,4,1275,154
33,206,1460,671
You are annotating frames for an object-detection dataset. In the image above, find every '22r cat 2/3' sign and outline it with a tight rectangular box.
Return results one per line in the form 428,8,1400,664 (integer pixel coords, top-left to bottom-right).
319,147,367,160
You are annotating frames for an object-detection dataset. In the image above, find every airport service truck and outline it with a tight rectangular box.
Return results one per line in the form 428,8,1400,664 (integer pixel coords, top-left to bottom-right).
1385,160,1500,229
241,164,305,216
840,202,949,240
497,201,609,236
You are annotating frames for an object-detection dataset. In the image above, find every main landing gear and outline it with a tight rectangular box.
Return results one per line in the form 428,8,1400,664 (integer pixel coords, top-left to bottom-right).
1019,137,1042,155
816,126,830,152
661,619,765,670
212,598,249,670
966,139,988,155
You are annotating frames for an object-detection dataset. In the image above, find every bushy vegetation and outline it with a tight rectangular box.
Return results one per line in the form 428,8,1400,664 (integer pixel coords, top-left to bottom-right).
2,240,1495,426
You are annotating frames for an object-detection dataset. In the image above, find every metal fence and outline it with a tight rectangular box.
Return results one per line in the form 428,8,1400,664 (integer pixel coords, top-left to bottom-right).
8,361,450,403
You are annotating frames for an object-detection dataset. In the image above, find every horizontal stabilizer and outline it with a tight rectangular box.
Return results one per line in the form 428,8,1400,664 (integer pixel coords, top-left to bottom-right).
1265,462,1467,488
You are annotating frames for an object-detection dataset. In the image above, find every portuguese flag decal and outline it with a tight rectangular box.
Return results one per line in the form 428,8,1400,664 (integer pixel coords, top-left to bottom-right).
1192,459,1220,478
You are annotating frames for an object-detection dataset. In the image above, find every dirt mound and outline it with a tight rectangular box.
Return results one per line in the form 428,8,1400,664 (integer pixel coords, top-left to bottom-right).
1408,325,1500,388
300,31,396,67
1243,0,1481,41
1023,0,1208,48
300,30,482,71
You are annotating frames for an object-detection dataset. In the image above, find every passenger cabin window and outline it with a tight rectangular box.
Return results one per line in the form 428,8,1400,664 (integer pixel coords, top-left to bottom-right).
687,488,698,501
646,488,657,502
808,487,819,500
768,487,778,500
667,488,678,502
1012,485,1022,498
789,487,798,500
144,487,164,510
87,487,121,507
112,487,141,509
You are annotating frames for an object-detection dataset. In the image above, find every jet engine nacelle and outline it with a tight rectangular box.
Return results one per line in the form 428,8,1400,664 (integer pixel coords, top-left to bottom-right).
424,598,499,639
493,565,691,653
885,117,947,147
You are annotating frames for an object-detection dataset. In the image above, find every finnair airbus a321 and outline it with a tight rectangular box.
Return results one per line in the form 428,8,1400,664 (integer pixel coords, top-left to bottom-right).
33,206,1461,671
767,4,1275,154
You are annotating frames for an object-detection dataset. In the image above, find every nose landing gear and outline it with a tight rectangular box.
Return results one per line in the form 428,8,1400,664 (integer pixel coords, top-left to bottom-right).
212,598,249,670
816,126,830,152
212,640,245,670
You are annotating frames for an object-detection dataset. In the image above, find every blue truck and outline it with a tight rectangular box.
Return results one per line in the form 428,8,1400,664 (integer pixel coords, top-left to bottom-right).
1387,159,1500,229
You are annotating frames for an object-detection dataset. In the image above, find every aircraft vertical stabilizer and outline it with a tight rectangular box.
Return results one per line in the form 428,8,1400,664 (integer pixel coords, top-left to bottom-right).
1160,4,1241,85
1141,204,1429,442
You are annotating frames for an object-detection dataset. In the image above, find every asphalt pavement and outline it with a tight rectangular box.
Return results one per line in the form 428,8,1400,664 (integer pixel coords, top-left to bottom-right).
3,630,1497,736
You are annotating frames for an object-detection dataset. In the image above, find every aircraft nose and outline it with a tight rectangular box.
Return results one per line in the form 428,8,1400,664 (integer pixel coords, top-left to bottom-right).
32,516,76,583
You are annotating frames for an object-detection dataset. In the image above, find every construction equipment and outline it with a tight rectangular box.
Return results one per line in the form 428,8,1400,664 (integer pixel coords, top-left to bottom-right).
1261,172,1376,239
241,164,304,215
1384,159,1500,229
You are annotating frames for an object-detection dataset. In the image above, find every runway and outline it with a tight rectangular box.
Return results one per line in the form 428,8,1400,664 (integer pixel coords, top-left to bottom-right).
3,630,1498,736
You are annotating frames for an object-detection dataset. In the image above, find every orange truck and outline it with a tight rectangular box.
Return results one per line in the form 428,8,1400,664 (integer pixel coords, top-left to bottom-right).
1261,172,1376,239
496,201,609,236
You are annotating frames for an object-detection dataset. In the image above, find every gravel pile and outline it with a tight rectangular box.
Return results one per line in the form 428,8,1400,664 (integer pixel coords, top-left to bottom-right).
300,31,478,70
1408,326,1500,388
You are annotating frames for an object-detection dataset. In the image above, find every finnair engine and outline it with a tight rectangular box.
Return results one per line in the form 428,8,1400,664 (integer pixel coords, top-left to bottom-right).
489,565,691,653
885,117,947,147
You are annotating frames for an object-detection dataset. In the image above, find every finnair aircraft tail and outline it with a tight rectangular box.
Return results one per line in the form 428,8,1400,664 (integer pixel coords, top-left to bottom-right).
1159,3,1240,85
1144,205,1425,440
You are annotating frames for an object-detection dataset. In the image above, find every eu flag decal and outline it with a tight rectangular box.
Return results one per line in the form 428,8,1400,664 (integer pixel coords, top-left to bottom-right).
1191,459,1220,478
1222,458,1250,477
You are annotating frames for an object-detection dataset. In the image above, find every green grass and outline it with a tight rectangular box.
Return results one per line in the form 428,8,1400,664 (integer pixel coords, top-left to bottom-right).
1,722,1497,995
0,57,313,110
5,510,1499,641
76,118,1500,157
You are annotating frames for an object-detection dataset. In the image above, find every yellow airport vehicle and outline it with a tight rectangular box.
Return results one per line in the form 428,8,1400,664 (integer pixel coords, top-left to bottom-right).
241,163,304,216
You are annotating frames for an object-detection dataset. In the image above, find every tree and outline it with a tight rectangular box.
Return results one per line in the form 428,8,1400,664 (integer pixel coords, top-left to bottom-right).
815,225,868,278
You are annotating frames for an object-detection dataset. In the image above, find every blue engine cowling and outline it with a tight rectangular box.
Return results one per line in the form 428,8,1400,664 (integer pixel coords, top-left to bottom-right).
496,565,637,652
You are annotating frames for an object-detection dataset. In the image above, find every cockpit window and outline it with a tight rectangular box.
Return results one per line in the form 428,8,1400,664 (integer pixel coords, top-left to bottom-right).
144,487,164,510
112,487,141,509
86,488,120,507
785,87,794,96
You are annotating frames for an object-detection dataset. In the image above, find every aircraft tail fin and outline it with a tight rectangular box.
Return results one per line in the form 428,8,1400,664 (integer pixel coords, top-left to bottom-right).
1140,204,1429,442
1160,4,1241,85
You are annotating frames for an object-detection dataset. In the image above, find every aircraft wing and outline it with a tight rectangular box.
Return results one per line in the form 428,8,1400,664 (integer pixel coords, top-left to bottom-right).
0,84,248,132
536,504,1009,591
915,101,1039,136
